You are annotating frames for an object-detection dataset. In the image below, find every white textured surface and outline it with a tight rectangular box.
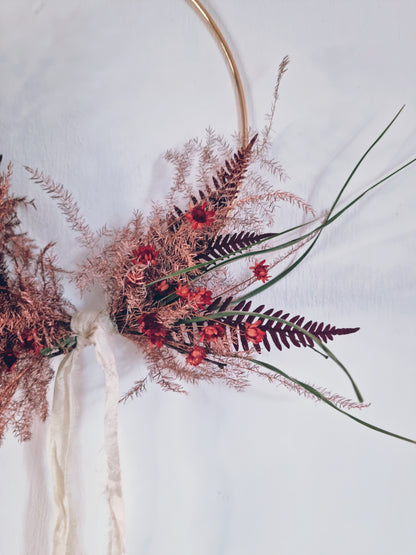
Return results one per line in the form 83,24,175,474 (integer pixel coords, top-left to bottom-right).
1,1,416,554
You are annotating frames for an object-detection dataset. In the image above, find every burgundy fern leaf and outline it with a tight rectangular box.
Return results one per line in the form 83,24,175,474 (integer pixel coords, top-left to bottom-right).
204,134,258,211
214,296,234,313
206,304,359,354
196,231,275,261
168,135,257,232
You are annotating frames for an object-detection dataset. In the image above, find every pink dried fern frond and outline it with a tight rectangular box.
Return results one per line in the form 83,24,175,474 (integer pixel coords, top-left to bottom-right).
261,55,290,148
1,161,73,442
25,167,94,248
234,189,316,218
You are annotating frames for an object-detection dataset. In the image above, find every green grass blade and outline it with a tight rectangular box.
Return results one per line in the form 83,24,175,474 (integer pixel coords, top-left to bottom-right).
250,358,416,444
327,105,405,215
323,157,416,226
233,107,409,302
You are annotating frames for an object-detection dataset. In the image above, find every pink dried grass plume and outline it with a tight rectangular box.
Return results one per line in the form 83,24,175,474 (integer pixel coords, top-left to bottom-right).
0,161,73,442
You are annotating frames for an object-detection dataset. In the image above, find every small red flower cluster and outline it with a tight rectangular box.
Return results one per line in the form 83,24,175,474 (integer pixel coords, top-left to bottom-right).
127,244,159,284
154,280,169,293
176,284,213,309
132,245,159,265
138,313,169,349
126,243,162,285
185,202,215,230
175,283,192,299
20,330,44,356
244,320,265,344
186,346,207,366
250,259,271,283
193,287,213,309
185,323,226,368
199,323,225,343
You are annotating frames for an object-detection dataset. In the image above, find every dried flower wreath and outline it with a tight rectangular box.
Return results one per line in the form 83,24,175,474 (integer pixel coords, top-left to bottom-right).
3,4,415,553
1,54,415,445
1,0,416,455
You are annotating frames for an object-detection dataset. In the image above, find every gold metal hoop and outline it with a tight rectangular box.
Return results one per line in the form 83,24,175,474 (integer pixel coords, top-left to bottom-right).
188,0,249,147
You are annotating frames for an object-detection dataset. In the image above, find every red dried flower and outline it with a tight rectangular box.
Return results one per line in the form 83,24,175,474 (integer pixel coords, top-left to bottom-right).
250,259,271,283
132,245,159,265
244,320,265,344
199,323,225,343
186,346,207,366
138,313,168,348
146,327,168,349
154,280,169,293
175,284,213,308
176,283,192,299
192,287,213,309
138,313,155,334
20,330,44,356
185,202,215,230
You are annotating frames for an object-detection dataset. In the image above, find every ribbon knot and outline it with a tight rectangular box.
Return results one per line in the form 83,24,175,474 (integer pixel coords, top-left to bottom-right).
71,310,115,350
48,310,126,555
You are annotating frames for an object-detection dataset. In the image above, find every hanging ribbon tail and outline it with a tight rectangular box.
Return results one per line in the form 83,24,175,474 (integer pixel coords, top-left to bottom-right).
94,319,126,555
48,311,126,555
48,349,79,555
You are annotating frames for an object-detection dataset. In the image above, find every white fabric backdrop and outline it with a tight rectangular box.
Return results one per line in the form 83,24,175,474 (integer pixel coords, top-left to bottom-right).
1,1,416,554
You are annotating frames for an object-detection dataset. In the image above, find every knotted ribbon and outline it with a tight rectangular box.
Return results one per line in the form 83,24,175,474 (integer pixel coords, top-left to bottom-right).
48,311,126,555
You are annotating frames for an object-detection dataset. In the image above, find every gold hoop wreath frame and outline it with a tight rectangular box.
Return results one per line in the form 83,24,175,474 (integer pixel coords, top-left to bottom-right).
1,1,416,554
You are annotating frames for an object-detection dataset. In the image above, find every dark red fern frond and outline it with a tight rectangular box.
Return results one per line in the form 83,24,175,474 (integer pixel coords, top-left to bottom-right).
202,133,258,211
196,231,275,261
199,302,359,354
205,295,233,314
168,135,258,232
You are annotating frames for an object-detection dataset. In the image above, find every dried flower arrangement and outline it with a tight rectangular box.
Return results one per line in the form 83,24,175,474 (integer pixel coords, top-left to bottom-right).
0,155,73,441
1,60,415,445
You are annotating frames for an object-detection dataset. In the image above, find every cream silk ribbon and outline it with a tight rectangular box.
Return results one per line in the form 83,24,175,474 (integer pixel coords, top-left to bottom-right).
48,311,126,555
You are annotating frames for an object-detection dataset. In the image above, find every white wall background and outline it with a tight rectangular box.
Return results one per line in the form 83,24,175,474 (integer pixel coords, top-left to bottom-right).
1,1,416,554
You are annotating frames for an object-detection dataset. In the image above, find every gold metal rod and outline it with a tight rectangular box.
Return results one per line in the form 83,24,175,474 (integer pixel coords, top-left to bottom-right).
187,0,249,147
